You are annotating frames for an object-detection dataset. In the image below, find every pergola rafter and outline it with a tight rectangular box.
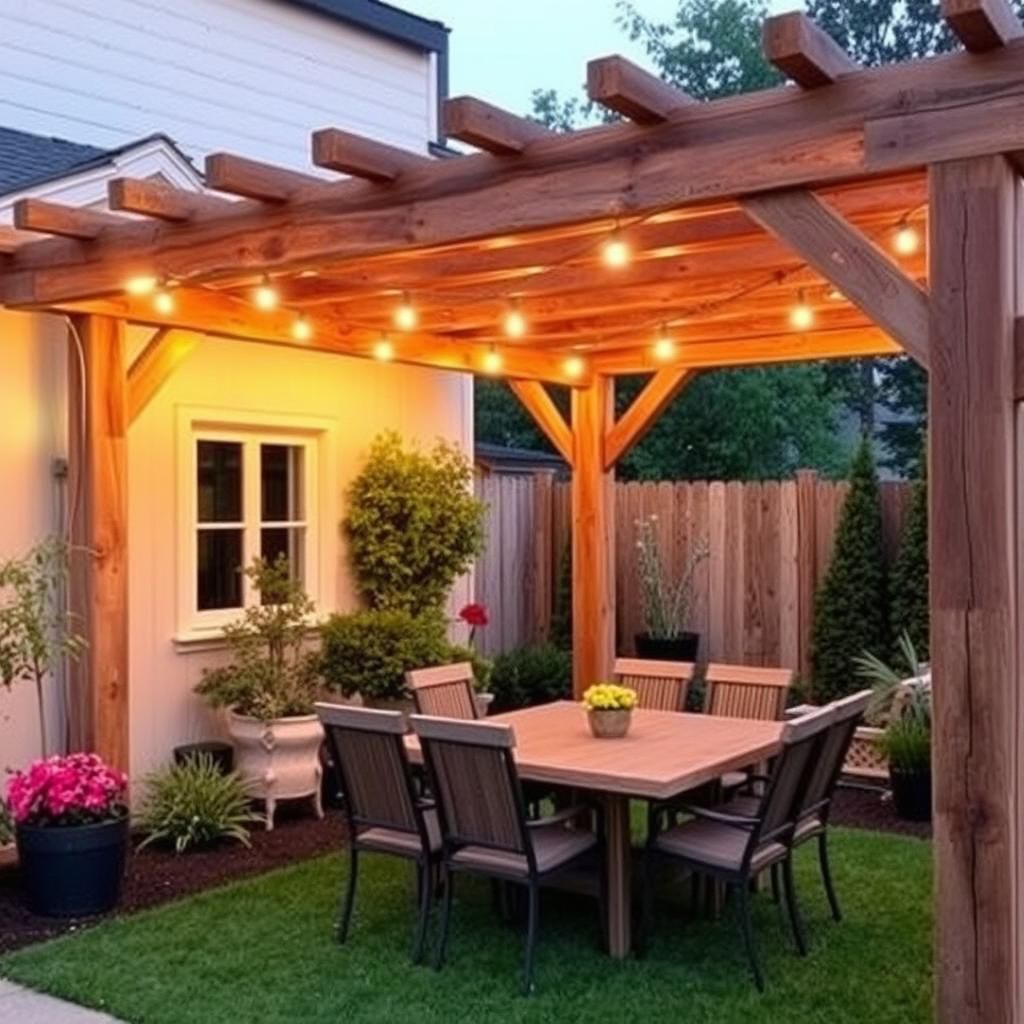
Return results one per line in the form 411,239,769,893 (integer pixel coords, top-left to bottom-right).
4,4,1024,1015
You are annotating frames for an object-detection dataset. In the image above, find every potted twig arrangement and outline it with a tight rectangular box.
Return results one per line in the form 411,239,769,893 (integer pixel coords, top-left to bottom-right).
582,683,637,739
634,515,709,662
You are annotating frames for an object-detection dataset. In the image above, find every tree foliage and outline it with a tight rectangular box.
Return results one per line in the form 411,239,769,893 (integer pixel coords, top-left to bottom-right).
811,439,888,702
889,469,929,660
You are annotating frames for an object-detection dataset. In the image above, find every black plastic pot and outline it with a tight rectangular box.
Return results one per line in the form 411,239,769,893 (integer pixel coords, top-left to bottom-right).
173,741,234,775
634,632,701,663
889,766,932,822
16,816,129,918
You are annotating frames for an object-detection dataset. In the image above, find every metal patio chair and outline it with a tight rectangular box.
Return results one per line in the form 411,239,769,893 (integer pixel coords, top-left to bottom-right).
614,657,695,712
316,702,441,964
640,704,836,991
411,714,603,995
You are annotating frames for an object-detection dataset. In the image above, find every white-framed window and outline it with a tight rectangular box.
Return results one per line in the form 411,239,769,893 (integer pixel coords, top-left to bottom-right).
176,411,333,641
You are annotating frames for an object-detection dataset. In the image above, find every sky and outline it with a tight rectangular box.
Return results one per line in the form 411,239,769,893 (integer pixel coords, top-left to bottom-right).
401,0,800,116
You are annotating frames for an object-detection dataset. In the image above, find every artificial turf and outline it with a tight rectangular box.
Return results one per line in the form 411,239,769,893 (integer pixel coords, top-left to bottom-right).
0,828,932,1024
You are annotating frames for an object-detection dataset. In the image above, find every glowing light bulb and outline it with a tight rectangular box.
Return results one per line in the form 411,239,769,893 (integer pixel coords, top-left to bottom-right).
253,275,279,311
653,326,676,362
291,315,313,342
482,347,504,375
826,286,844,302
153,287,175,315
563,355,585,379
125,275,157,297
893,220,920,256
393,293,417,331
602,227,631,269
373,336,395,361
503,300,527,339
789,290,814,331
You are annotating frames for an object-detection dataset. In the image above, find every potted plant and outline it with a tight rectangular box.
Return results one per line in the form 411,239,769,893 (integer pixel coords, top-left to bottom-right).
194,556,323,831
634,515,709,662
582,683,637,739
6,753,128,917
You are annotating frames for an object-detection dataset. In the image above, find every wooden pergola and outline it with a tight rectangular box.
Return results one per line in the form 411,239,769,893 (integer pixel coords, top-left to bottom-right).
1,1,1022,1015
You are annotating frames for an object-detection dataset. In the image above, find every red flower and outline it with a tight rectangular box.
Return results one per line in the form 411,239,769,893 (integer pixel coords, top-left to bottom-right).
459,603,489,628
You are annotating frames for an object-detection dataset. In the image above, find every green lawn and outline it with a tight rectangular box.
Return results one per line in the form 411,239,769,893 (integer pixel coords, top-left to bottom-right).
0,828,932,1024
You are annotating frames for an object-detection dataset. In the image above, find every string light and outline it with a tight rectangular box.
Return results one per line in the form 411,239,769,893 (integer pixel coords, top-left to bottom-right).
291,314,313,342
563,355,585,379
393,292,418,331
893,219,920,256
826,286,844,302
789,289,814,331
482,346,504,375
153,282,175,315
253,274,279,311
503,299,527,339
653,324,676,362
124,275,157,296
601,225,631,268
373,335,395,361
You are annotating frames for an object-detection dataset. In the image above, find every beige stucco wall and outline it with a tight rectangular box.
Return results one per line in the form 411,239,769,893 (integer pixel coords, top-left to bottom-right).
0,314,474,787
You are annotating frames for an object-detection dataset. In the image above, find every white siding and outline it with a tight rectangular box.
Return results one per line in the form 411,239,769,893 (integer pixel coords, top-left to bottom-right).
0,0,435,170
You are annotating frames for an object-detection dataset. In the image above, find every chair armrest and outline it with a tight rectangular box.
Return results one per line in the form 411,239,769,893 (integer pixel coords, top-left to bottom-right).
786,703,818,720
415,797,436,812
527,804,591,829
677,803,759,829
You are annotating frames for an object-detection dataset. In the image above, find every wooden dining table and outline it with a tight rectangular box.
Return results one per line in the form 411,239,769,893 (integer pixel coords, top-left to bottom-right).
406,700,785,958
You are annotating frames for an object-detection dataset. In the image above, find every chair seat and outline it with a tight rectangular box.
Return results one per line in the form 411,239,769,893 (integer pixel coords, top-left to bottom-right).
654,818,786,874
720,771,749,791
794,814,825,842
358,809,441,857
450,824,597,878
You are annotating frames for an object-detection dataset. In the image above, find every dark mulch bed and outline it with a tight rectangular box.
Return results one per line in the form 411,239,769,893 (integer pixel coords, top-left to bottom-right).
0,806,345,956
832,784,932,840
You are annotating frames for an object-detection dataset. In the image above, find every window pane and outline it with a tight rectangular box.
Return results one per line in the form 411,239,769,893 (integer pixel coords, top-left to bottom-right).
261,445,304,522
261,527,305,593
197,442,242,523
197,529,243,610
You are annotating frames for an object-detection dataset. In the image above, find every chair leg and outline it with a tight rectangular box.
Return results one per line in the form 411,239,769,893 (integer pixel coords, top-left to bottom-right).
735,882,765,992
411,860,434,965
818,832,842,922
781,856,808,957
522,882,540,996
769,863,781,904
434,867,454,971
337,846,359,944
638,850,655,957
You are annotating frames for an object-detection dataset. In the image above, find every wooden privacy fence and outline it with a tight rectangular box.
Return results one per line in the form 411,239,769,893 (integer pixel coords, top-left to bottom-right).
474,470,912,679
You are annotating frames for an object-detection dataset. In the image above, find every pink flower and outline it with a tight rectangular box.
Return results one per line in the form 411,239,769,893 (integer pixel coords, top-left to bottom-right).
4,753,127,828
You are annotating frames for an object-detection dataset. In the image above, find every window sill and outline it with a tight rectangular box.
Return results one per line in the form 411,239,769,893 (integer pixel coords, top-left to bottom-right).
172,619,325,653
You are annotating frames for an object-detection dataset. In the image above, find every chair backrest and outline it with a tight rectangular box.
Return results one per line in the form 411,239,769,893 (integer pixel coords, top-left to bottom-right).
704,663,793,721
410,715,530,858
750,705,836,852
406,663,479,720
316,702,421,836
797,690,872,821
614,657,695,712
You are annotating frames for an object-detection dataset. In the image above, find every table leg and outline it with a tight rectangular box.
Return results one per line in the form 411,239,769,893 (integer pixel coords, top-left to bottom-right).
604,794,632,958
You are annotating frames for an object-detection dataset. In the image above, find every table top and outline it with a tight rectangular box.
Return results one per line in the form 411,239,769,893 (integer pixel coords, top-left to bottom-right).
406,700,785,801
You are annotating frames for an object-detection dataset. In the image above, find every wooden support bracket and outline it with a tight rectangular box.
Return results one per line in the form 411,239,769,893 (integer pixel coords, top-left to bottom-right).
603,367,694,469
508,380,574,465
126,328,201,423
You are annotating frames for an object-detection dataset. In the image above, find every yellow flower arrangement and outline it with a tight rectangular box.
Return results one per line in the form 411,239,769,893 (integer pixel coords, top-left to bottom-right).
582,683,637,712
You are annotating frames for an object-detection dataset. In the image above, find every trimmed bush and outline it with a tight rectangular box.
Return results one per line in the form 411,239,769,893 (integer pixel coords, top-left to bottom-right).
0,800,12,846
344,433,485,615
889,472,928,661
811,438,888,702
137,754,262,854
488,644,572,713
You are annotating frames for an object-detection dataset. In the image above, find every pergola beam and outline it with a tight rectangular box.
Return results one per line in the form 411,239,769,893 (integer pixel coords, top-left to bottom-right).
108,178,236,222
443,97,551,155
586,55,695,123
742,189,929,367
507,381,574,464
762,12,859,88
604,367,694,469
205,152,323,202
942,0,1022,52
312,128,425,183
13,199,123,240
126,328,201,423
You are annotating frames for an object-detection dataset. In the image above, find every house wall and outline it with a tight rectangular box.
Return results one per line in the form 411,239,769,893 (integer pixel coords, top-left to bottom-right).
0,0,437,169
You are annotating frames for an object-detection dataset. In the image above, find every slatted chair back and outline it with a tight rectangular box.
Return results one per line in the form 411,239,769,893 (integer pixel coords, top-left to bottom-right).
614,657,695,712
750,705,836,850
411,715,529,858
316,703,419,835
704,663,793,721
798,690,872,820
407,663,479,720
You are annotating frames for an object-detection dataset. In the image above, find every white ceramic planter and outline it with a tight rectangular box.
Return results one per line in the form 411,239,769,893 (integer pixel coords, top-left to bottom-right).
226,710,324,831
475,692,495,718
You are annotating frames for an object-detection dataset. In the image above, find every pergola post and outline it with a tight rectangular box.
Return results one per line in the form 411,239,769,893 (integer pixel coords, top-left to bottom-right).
68,314,130,773
928,154,1021,1023
570,375,616,698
